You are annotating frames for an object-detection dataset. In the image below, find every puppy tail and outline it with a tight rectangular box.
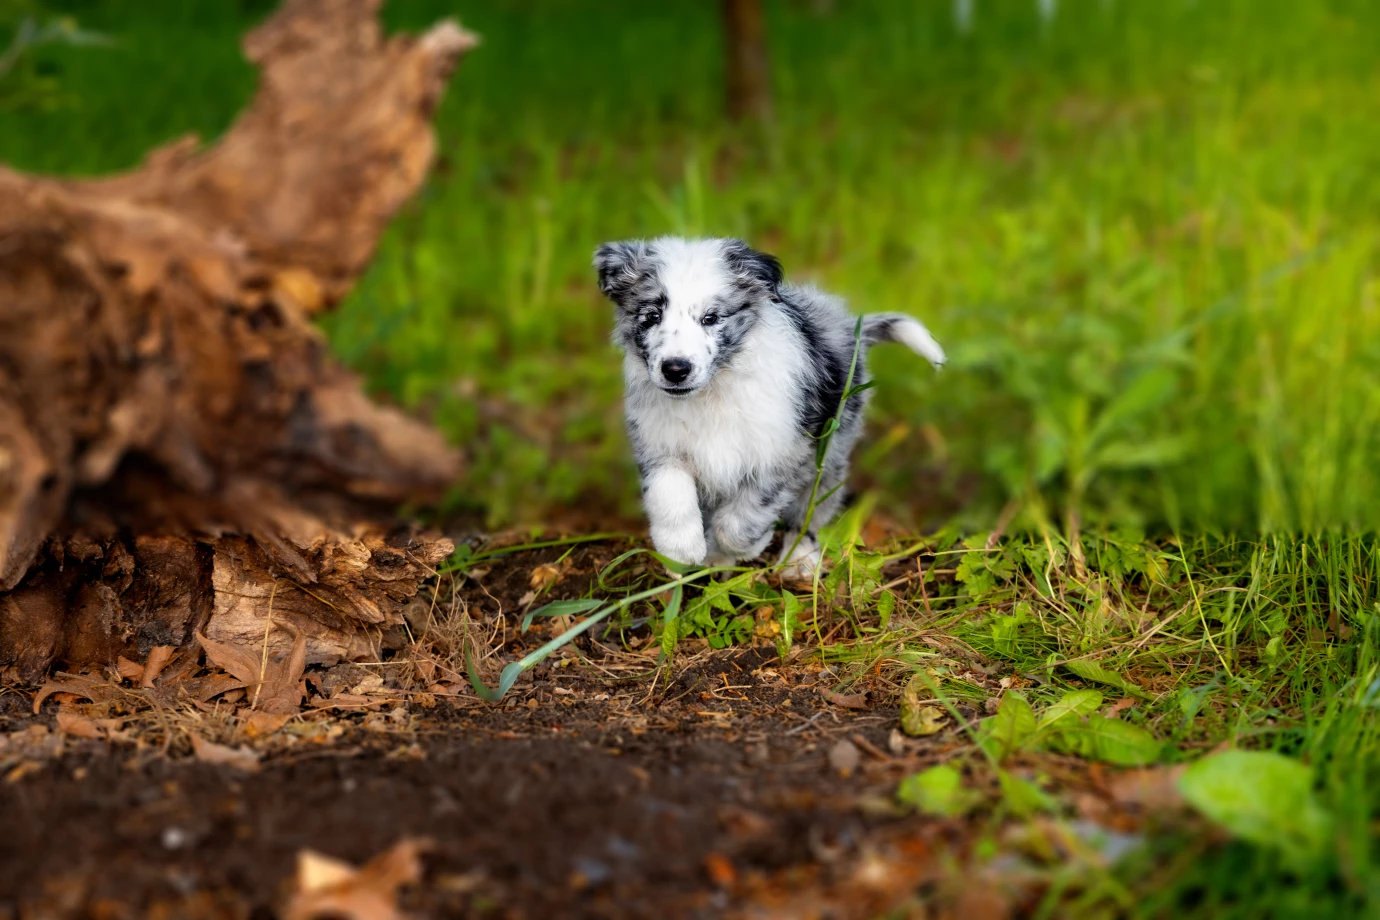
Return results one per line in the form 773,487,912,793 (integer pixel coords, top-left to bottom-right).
861,313,946,369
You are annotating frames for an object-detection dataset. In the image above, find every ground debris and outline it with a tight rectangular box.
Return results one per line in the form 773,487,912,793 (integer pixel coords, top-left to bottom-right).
283,838,430,920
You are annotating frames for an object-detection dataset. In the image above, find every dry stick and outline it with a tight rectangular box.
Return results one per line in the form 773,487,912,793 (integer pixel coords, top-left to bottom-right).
250,578,280,712
916,557,935,618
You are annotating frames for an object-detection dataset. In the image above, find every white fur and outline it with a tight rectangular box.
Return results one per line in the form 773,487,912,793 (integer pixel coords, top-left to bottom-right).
888,316,947,368
594,236,945,577
624,307,806,498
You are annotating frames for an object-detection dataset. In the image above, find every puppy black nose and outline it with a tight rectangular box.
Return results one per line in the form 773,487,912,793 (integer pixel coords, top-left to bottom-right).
661,358,693,385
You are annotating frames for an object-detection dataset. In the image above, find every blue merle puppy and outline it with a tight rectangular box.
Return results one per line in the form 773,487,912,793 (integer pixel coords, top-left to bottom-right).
594,236,945,579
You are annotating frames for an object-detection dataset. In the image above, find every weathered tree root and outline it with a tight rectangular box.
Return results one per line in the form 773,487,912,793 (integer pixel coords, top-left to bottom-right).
0,0,476,681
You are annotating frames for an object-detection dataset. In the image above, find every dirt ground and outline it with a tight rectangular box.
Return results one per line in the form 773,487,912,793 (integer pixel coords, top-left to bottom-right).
0,538,1122,919
0,652,1000,920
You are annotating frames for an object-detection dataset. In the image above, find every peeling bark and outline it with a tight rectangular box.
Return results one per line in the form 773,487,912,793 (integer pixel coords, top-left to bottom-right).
0,0,475,680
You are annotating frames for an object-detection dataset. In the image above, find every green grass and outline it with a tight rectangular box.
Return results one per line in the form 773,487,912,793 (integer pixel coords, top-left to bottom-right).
6,0,1380,914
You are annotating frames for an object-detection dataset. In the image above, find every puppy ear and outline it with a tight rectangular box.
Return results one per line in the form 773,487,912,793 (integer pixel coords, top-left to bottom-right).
722,239,784,294
593,240,650,302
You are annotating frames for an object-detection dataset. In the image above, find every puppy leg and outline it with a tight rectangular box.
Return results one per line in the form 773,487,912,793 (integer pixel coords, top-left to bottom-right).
708,484,788,566
643,464,707,565
778,466,848,581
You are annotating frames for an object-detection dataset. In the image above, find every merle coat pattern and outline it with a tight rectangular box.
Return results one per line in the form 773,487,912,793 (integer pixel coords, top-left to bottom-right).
594,236,945,577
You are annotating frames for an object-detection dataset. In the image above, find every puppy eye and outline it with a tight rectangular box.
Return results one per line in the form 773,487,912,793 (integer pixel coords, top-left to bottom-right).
641,311,662,327
701,312,720,327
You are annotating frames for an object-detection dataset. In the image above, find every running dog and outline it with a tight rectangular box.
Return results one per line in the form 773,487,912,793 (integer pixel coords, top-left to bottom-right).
594,236,945,578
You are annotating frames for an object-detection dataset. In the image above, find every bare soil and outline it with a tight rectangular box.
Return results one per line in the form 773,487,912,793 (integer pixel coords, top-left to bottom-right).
0,647,988,920
0,537,1088,919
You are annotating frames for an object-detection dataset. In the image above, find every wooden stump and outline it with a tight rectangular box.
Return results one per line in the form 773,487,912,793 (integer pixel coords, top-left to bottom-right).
0,0,477,682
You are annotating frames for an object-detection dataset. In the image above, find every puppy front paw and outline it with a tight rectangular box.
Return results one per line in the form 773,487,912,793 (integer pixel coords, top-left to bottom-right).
650,526,708,567
778,533,824,583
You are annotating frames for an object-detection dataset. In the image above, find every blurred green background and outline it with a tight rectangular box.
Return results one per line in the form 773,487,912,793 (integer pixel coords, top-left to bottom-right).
5,0,1379,535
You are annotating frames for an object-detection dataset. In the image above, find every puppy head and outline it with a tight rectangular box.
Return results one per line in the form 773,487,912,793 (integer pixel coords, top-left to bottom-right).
594,237,782,397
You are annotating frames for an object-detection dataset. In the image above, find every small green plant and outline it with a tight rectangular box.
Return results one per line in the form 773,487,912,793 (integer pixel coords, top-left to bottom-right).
975,690,1161,767
1177,749,1334,870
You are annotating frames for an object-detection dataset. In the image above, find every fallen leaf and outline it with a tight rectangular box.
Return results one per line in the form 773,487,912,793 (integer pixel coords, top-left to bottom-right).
242,711,292,736
116,657,144,681
951,884,1014,920
828,738,862,777
348,675,386,696
193,672,249,704
141,645,178,687
297,851,360,894
190,734,260,772
283,838,431,920
55,710,104,740
32,674,117,713
1105,697,1137,719
900,673,948,736
703,852,737,887
902,705,947,737
819,687,869,710
1105,764,1186,812
255,629,308,715
197,630,263,687
529,562,564,591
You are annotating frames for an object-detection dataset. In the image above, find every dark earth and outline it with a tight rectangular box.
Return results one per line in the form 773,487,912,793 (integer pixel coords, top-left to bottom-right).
0,539,1114,919
0,652,996,920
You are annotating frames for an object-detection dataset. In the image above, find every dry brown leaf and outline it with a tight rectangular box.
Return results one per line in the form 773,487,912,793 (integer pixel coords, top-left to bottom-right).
1104,697,1137,719
947,884,1013,920
348,675,387,696
192,672,250,704
116,657,145,681
197,630,263,687
412,650,438,684
256,629,308,715
703,852,737,887
1105,764,1187,813
55,710,104,740
283,838,430,920
528,562,564,592
141,645,178,687
241,711,292,736
32,674,118,714
190,734,260,772
819,687,869,710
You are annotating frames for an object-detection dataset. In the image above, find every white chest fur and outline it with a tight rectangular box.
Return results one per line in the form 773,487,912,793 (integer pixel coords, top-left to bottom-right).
625,310,807,498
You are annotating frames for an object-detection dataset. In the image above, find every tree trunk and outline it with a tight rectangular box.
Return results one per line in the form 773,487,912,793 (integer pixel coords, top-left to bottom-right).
0,0,477,683
721,0,773,123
